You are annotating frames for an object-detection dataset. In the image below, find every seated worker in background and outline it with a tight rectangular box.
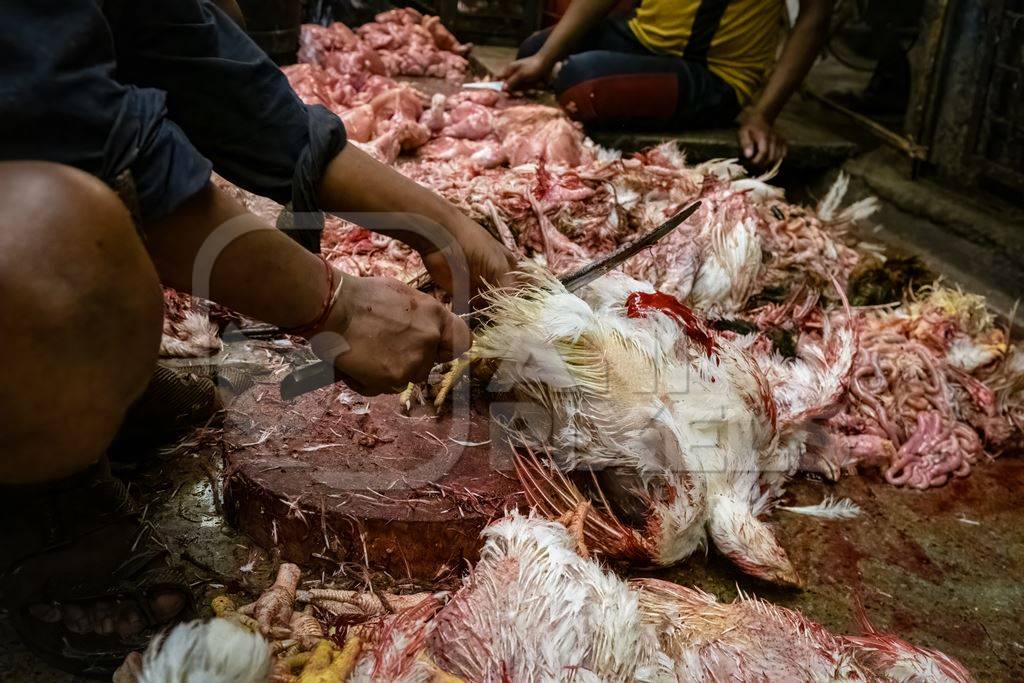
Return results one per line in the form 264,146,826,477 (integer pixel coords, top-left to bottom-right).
503,0,832,166
0,0,512,675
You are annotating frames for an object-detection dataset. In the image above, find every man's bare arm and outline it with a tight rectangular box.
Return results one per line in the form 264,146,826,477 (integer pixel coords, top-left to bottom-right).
144,183,470,395
317,144,516,299
739,0,832,165
502,0,622,90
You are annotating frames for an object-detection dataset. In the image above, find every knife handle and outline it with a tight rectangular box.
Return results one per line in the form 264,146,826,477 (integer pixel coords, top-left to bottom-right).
280,360,337,400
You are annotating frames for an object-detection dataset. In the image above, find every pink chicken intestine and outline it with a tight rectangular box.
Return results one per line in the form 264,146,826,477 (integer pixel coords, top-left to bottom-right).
832,313,988,488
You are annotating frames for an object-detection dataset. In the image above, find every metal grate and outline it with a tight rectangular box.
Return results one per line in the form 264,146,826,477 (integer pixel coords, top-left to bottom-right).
973,1,1024,188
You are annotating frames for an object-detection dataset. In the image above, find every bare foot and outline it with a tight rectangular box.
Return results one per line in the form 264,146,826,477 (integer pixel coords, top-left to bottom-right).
28,592,184,638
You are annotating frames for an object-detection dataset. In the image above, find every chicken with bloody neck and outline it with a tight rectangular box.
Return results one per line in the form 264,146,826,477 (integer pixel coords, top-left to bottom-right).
471,267,856,585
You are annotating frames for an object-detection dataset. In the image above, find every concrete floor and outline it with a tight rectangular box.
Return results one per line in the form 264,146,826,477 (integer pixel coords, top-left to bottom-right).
3,48,1022,683
840,149,1024,320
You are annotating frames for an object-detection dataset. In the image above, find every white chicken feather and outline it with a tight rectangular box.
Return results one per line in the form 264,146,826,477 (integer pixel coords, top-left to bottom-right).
137,619,270,683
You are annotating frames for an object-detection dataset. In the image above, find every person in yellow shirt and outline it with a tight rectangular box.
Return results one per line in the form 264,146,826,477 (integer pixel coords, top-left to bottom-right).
503,0,832,166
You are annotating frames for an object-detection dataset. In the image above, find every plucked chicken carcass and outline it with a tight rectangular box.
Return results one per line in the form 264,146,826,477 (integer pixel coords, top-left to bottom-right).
416,102,595,171
472,267,855,585
356,8,470,81
299,9,470,82
415,92,509,168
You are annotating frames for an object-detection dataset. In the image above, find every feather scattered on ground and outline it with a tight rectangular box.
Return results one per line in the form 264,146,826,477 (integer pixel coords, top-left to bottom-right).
778,495,862,520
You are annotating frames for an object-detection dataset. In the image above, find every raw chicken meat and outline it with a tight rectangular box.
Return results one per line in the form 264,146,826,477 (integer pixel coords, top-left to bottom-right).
301,8,470,83
402,148,868,312
283,63,429,164
320,215,424,281
415,136,507,168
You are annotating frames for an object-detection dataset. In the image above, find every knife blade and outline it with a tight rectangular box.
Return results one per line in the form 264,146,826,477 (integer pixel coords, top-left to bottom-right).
559,200,699,292
462,81,505,91
279,201,700,400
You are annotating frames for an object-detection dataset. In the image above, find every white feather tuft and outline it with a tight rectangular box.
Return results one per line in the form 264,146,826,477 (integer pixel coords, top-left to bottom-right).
779,495,861,520
837,196,880,225
160,311,221,358
138,619,270,683
816,172,850,221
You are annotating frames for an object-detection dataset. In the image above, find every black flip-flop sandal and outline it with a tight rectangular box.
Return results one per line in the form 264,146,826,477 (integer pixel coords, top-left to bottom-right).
0,461,195,678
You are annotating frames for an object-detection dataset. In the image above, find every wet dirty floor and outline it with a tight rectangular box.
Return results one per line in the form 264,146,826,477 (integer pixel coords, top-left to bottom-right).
646,457,1024,681
2,413,1021,681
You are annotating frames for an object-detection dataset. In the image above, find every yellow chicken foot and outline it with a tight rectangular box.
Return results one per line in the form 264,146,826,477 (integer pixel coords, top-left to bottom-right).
557,500,592,559
211,595,261,632
398,382,421,412
282,651,314,671
434,356,471,411
297,633,362,683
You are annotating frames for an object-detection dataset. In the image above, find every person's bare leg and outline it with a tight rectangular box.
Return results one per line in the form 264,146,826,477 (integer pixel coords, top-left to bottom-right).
0,161,181,639
0,162,161,484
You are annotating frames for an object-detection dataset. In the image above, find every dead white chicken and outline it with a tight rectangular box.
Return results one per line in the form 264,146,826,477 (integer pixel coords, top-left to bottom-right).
845,627,976,683
634,579,973,683
687,213,762,314
116,515,972,683
637,579,867,680
612,150,776,315
427,512,668,682
160,310,222,358
473,267,809,585
427,513,970,683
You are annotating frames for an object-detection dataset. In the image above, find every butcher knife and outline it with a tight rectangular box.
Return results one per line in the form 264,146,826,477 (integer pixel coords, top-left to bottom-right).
462,81,505,91
279,200,701,400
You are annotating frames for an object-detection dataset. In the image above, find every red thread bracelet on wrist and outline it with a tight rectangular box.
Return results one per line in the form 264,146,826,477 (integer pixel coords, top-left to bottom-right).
283,255,340,338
